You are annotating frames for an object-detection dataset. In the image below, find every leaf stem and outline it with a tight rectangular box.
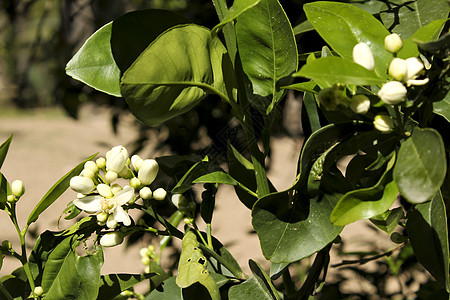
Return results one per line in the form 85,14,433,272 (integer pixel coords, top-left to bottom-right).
198,243,245,279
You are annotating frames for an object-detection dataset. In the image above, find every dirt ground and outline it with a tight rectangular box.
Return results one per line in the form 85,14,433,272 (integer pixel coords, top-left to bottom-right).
0,104,409,296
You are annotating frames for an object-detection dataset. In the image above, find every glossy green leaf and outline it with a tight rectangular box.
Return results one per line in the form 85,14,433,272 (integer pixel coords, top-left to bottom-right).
433,91,450,122
0,173,9,210
269,262,288,279
27,153,98,225
293,20,314,35
213,0,262,31
235,0,298,113
406,191,449,291
249,260,281,300
380,0,449,39
252,191,343,263
66,23,121,97
398,19,448,59
146,276,182,300
176,231,220,300
370,207,404,234
193,171,238,185
393,128,446,204
0,274,27,299
304,1,391,78
294,57,384,87
0,134,12,169
351,0,386,14
98,273,154,299
42,237,103,299
282,81,317,94
121,24,231,126
331,155,399,226
111,9,189,73
171,160,222,194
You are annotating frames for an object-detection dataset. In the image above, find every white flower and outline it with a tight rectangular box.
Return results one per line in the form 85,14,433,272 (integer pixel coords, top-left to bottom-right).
100,231,124,247
353,42,375,71
106,146,128,173
153,188,167,201
11,180,25,197
138,159,159,185
350,95,371,114
97,184,113,198
388,58,407,81
384,33,403,53
373,114,394,132
378,81,407,105
73,186,135,226
70,176,95,194
404,57,428,86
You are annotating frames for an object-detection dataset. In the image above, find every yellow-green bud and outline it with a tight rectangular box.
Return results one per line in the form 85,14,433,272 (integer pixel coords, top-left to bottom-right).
100,231,124,247
84,161,98,173
131,155,143,171
384,33,403,53
96,157,106,169
388,58,407,81
106,214,118,229
353,42,375,71
34,286,44,297
138,159,159,185
130,177,141,189
111,183,122,195
349,95,371,114
105,171,118,183
139,187,152,200
378,81,407,105
96,212,108,223
11,180,25,198
153,188,167,201
7,195,15,203
2,240,11,250
70,176,94,194
81,168,96,180
373,114,394,132
141,256,151,265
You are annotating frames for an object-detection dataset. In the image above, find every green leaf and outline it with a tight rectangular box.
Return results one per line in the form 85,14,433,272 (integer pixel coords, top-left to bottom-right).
176,231,220,300
380,0,449,39
98,273,154,299
0,274,27,299
235,0,298,113
282,81,317,94
121,24,231,126
0,134,12,169
370,207,404,234
304,1,391,79
330,155,399,226
42,236,104,299
294,57,385,87
393,128,446,204
252,191,343,263
0,173,9,210
293,20,314,35
66,23,121,97
433,91,450,122
146,276,182,300
398,19,448,59
27,153,98,225
213,0,262,31
269,262,288,279
111,9,189,73
193,171,238,185
406,191,449,291
171,160,222,194
249,260,281,300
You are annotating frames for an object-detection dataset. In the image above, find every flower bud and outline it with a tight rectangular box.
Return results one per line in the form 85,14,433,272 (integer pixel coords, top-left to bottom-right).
2,240,11,250
378,81,407,105
105,171,118,183
141,256,151,265
118,165,133,179
139,187,152,200
153,188,167,201
140,247,150,258
97,184,113,198
11,180,25,198
111,183,122,195
373,114,394,132
388,58,407,81
353,42,375,71
96,157,106,169
70,176,94,194
130,177,141,189
106,146,128,173
138,159,159,185
81,168,96,180
404,57,428,86
384,33,403,53
317,88,338,110
7,195,15,203
106,214,118,229
350,95,371,114
171,194,186,208
96,212,108,223
131,155,143,171
34,286,44,297
84,161,98,174
100,231,124,247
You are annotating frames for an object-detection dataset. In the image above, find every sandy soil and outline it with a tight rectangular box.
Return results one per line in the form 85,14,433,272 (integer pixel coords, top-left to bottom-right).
0,104,404,296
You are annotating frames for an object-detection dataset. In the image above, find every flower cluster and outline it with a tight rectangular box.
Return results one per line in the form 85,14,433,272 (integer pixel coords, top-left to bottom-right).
69,146,166,246
140,244,158,273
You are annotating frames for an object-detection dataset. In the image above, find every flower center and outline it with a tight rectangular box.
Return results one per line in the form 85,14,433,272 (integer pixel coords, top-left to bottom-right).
100,198,117,214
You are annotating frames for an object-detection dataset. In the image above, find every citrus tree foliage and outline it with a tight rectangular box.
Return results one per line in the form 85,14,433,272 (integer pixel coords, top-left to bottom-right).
1,0,449,299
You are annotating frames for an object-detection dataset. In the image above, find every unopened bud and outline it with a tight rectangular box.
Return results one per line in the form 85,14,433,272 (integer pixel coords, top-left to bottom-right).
11,180,25,198
2,240,11,250
130,177,141,189
106,146,129,173
139,187,152,200
131,155,143,171
141,256,151,265
378,81,407,105
81,168,96,180
111,183,122,195
373,114,394,132
350,95,371,114
96,212,108,223
84,161,98,173
100,231,124,247
7,195,15,203
389,58,407,81
97,184,113,198
34,286,44,297
96,157,106,169
153,188,167,201
138,159,159,185
384,33,403,53
70,176,94,194
106,214,118,229
105,171,118,183
353,42,375,71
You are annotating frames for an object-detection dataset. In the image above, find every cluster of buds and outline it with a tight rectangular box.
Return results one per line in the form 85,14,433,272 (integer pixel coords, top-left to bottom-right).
139,244,158,272
6,179,25,204
69,145,167,247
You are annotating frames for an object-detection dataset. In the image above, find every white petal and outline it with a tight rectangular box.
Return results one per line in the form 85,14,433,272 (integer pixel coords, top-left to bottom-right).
113,206,131,226
73,195,103,213
114,186,135,205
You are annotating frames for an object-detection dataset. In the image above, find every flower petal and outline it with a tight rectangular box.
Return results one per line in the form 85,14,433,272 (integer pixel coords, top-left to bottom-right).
113,206,131,226
73,195,103,213
114,186,135,205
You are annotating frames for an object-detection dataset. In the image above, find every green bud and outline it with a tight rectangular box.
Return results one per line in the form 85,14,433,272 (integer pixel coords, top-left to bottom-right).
96,157,106,169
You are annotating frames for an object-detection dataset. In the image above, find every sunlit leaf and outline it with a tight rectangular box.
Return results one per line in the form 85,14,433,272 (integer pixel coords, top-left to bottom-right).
213,0,262,31
98,273,154,299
